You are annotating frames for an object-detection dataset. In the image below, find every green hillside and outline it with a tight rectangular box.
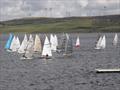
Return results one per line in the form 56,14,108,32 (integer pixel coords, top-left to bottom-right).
0,15,120,33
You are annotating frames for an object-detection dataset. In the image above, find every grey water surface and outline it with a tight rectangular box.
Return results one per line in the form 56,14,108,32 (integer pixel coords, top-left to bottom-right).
0,33,120,90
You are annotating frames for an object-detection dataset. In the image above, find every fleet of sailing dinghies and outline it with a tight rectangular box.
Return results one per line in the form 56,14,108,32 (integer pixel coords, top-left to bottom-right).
4,33,119,59
94,35,106,49
113,33,118,46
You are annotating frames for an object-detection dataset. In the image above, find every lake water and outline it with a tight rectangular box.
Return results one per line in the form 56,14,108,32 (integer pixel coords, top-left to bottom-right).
0,33,120,90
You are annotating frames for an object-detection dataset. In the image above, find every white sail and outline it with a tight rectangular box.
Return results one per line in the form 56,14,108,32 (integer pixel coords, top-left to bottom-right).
34,34,42,52
24,41,34,59
50,34,58,51
66,33,69,39
21,35,34,59
95,36,102,49
29,34,34,42
75,36,80,47
64,36,73,56
42,36,52,57
10,36,17,52
113,33,118,46
18,34,28,53
54,35,58,47
50,34,54,44
100,35,106,49
16,36,21,51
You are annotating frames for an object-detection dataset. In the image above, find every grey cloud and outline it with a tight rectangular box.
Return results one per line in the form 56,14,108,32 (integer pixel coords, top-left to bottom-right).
0,0,120,21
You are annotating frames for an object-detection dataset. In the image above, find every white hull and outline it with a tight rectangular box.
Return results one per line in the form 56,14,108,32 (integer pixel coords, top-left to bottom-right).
96,69,120,73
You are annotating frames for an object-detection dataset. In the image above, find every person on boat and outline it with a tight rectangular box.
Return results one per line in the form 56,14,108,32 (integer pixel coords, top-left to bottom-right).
22,54,27,59
45,54,49,59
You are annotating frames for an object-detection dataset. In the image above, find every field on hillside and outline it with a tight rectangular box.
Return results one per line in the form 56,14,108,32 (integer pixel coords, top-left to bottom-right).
0,15,120,33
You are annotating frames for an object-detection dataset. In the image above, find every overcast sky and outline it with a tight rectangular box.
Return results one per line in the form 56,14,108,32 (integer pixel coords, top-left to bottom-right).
0,0,120,21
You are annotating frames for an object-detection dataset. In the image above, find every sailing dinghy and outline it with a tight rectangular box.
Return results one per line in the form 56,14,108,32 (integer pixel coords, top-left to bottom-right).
16,36,21,51
9,35,21,52
50,34,58,52
42,36,52,59
54,35,58,47
50,34,56,51
21,34,34,59
113,33,118,46
5,33,14,51
63,35,73,56
57,33,66,53
75,36,80,47
9,35,17,52
55,34,73,57
95,68,120,73
18,34,28,53
34,34,42,53
95,35,106,50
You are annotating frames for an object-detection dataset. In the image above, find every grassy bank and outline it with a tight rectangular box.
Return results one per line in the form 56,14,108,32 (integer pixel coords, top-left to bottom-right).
0,15,120,33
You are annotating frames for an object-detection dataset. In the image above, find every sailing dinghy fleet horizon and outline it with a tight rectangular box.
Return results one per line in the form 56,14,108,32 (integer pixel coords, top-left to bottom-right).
4,33,119,59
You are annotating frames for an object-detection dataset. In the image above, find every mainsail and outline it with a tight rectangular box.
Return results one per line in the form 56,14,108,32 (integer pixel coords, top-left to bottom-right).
16,36,21,51
100,35,106,49
5,33,14,50
34,34,42,53
18,34,28,53
64,35,73,56
113,33,118,46
57,33,66,52
54,35,58,47
75,36,80,47
50,34,58,51
21,34,34,59
95,35,106,49
95,36,102,49
10,35,17,52
42,36,52,57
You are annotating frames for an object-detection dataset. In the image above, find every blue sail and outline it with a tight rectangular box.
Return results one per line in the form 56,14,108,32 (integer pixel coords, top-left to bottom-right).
5,33,14,49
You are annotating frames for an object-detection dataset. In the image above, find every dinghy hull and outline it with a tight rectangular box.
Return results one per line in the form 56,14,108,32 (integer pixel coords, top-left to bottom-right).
95,69,120,73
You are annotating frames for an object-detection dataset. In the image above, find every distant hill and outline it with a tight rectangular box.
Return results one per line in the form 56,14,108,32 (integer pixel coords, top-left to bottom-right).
0,15,120,33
